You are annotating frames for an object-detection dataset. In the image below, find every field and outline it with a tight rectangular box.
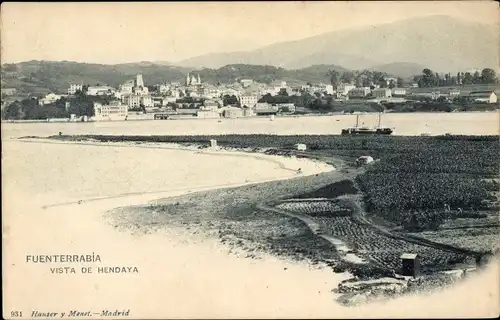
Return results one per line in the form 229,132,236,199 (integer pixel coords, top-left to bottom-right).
46,133,499,279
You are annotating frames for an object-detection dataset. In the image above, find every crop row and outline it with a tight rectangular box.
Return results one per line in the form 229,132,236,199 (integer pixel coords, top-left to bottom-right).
275,201,350,216
313,216,467,271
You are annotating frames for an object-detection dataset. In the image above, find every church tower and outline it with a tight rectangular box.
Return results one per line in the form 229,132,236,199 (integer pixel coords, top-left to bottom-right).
186,73,191,86
197,74,201,84
136,74,144,88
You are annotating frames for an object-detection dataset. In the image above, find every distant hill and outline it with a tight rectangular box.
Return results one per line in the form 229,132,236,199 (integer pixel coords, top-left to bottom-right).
0,60,190,94
176,15,498,73
1,61,354,94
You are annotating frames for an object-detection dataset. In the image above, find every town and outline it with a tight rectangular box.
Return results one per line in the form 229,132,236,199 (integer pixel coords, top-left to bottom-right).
1,67,498,122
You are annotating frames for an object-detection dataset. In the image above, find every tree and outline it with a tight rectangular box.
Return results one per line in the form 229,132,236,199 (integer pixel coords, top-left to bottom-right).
419,69,436,87
396,77,404,88
456,72,462,85
473,71,481,84
378,77,387,88
326,69,340,87
481,68,497,84
388,80,396,89
2,101,22,120
340,71,354,84
435,72,441,86
222,94,239,106
278,88,288,96
462,72,473,85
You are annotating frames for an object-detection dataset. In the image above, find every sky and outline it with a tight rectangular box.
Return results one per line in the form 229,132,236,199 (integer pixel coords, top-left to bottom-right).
1,1,498,65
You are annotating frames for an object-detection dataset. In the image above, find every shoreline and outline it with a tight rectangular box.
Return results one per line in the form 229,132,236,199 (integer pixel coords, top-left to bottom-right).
4,134,500,314
2,109,499,124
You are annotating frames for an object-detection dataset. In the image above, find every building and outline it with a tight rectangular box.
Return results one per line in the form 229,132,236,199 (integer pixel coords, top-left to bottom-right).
295,144,307,151
400,253,420,278
469,91,498,104
325,85,334,95
135,74,144,88
39,93,62,105
242,107,254,117
391,88,406,97
197,110,220,119
141,95,154,107
336,83,356,96
202,99,219,111
67,83,83,95
120,82,134,94
87,86,115,96
186,73,202,86
348,87,371,98
239,93,259,107
93,101,128,121
240,79,254,87
355,156,374,166
1,88,17,96
276,103,296,113
372,88,392,99
255,103,279,116
202,85,221,99
223,107,243,118
122,94,140,108
448,88,460,97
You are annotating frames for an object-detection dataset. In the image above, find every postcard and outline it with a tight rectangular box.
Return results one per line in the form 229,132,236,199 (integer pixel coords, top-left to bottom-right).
2,2,499,319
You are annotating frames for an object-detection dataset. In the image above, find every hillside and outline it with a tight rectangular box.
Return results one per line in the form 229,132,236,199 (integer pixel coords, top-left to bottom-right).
1,61,356,94
176,15,498,73
0,61,190,94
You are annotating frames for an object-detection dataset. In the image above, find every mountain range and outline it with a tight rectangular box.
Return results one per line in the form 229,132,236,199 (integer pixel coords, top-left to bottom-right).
175,15,498,73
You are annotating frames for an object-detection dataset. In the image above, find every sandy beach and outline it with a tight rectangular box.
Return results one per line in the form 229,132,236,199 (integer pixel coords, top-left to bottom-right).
2,139,499,318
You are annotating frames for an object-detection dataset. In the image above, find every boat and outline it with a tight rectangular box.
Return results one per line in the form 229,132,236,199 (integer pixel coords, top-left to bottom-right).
341,113,393,135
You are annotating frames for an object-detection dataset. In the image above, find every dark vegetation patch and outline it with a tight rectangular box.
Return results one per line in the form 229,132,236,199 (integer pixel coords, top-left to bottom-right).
294,179,358,199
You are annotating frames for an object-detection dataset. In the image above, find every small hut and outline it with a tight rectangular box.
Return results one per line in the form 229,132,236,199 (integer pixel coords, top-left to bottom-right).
400,253,420,278
210,139,217,149
355,156,374,166
295,143,307,151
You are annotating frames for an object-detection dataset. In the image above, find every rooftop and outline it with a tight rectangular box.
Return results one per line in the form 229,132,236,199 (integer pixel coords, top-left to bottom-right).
400,253,419,259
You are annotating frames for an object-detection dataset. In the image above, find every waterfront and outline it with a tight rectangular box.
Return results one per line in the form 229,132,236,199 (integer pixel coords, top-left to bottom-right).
2,112,498,139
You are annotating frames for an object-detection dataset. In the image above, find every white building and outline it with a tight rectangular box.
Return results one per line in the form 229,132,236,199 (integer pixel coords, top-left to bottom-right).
448,88,461,97
325,85,334,95
203,85,221,99
186,73,201,86
68,83,83,95
93,101,128,121
120,82,134,94
469,91,498,104
136,74,144,88
391,88,407,97
87,86,115,96
39,93,62,105
239,93,259,107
